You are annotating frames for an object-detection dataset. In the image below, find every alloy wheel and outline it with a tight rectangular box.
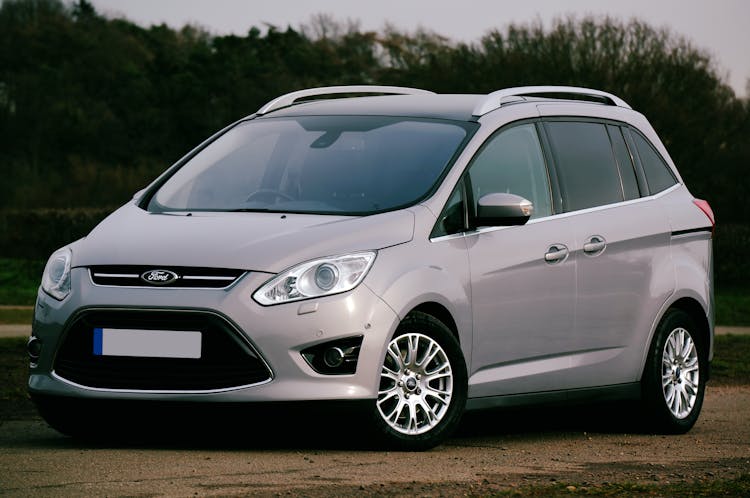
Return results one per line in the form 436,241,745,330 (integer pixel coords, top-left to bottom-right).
376,332,453,435
661,327,700,419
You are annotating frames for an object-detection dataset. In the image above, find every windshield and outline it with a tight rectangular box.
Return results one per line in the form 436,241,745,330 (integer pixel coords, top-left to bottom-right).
148,116,471,215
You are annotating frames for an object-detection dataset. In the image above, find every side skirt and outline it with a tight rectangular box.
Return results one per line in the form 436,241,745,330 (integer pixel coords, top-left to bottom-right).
465,382,641,411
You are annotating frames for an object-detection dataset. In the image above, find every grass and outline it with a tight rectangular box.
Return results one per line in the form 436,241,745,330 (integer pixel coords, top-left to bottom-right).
715,287,750,326
0,258,44,306
711,334,750,385
0,308,33,325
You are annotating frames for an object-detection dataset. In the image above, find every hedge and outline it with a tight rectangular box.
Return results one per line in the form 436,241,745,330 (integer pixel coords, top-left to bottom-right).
0,209,747,288
0,208,113,260
714,223,750,288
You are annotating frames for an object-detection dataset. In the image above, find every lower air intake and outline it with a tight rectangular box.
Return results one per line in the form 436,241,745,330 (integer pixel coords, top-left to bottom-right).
54,309,271,391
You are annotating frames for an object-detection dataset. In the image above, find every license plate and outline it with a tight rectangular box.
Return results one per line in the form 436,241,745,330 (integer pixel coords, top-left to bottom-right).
93,328,202,359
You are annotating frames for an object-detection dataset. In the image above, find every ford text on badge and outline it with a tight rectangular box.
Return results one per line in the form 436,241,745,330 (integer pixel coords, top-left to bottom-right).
140,269,178,285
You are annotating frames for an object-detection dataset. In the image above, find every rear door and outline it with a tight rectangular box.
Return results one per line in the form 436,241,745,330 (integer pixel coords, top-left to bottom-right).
541,118,675,388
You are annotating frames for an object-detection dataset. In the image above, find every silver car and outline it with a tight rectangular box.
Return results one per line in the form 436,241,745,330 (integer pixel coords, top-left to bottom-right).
29,85,715,450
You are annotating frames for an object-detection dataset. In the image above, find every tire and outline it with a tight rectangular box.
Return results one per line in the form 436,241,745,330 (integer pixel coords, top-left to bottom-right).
641,308,706,434
370,311,467,451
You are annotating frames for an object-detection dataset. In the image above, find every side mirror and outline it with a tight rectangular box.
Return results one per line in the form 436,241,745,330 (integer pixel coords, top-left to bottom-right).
476,193,533,226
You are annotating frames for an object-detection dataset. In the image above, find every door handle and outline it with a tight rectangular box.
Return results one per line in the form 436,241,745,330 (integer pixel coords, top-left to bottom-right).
545,244,569,263
583,235,606,255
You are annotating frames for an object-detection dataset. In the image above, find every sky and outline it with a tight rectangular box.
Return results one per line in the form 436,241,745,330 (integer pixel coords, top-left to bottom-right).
89,0,749,98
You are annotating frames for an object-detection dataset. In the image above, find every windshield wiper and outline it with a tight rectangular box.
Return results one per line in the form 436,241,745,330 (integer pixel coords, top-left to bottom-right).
229,208,278,213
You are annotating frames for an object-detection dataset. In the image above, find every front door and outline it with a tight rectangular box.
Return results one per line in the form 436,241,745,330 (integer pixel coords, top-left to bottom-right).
464,122,577,397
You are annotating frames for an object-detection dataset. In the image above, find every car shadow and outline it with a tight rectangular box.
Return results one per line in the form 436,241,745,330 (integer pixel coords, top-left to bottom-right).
7,398,652,452
455,400,646,439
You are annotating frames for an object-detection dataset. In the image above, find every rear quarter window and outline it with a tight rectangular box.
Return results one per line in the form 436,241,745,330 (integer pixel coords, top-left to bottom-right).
631,131,678,194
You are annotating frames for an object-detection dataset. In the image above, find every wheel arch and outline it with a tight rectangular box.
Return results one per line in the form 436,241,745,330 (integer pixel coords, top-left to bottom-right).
640,294,712,381
670,296,713,364
407,302,460,344
368,257,472,367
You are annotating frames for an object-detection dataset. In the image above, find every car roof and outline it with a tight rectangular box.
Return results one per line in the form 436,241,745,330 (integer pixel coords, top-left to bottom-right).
256,94,486,122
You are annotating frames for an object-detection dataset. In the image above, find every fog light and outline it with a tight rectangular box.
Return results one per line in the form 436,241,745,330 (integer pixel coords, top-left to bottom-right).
323,347,345,368
301,336,363,375
27,336,42,361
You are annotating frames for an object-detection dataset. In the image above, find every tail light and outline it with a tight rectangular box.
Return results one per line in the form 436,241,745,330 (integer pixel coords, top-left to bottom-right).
693,199,715,235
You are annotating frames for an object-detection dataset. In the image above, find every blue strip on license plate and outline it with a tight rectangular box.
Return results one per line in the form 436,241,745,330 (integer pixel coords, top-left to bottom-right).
93,327,103,355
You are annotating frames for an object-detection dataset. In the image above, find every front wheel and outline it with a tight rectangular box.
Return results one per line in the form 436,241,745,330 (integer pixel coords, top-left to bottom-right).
641,308,706,434
371,312,467,451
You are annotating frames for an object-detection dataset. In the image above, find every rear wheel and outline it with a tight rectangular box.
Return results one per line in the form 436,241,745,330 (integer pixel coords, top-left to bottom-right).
371,312,467,451
641,308,706,433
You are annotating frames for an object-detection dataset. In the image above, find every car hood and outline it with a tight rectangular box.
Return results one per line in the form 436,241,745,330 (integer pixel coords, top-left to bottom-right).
72,204,415,273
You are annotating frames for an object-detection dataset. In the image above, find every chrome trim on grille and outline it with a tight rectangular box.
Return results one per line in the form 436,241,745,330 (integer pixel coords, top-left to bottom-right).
88,267,247,289
93,273,140,278
181,275,236,281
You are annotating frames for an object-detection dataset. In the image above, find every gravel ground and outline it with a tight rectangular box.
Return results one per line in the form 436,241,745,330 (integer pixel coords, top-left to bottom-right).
1,385,748,497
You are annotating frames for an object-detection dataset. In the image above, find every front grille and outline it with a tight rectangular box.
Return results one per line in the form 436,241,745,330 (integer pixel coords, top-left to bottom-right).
54,309,272,391
89,266,246,289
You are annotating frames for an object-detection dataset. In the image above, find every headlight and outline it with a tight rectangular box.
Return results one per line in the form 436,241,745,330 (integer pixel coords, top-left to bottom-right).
253,251,376,305
41,247,72,300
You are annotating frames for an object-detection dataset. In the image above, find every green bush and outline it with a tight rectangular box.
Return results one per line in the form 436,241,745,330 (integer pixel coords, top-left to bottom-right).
0,207,112,260
0,258,44,305
714,223,750,288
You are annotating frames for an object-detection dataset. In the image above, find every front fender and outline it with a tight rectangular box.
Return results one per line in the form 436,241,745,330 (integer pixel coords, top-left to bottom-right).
363,236,472,366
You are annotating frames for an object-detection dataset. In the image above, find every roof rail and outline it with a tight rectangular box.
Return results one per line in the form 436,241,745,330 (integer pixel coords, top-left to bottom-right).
257,85,435,115
472,86,631,116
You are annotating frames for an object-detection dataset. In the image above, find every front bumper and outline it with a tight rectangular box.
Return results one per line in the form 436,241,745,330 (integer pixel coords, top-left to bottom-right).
29,268,399,402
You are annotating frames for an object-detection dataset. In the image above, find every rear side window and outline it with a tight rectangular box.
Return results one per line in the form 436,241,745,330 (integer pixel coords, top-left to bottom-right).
607,125,640,201
545,122,624,211
631,132,677,194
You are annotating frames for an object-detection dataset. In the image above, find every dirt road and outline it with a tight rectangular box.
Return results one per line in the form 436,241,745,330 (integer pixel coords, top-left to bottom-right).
1,386,748,496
